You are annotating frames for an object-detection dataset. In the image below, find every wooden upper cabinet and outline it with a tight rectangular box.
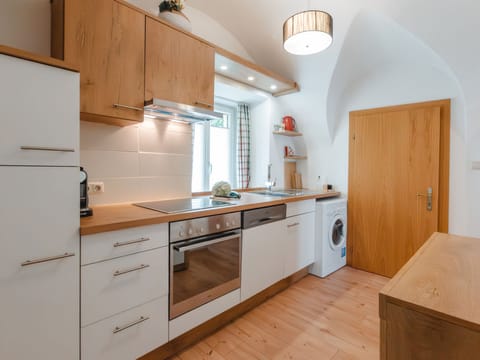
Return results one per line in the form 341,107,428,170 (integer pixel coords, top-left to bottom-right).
64,0,145,125
145,18,215,109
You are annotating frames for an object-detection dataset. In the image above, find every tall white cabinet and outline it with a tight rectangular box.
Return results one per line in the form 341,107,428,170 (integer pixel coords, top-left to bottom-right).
0,54,80,360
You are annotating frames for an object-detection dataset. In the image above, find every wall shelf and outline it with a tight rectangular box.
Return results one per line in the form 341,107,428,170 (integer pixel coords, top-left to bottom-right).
285,155,307,161
273,130,303,137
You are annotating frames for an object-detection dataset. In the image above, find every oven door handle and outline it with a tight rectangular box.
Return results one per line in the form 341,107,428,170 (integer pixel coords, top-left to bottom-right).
173,233,239,253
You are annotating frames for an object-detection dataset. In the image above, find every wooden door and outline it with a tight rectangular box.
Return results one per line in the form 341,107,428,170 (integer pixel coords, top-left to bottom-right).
348,101,449,277
145,18,215,109
64,0,145,125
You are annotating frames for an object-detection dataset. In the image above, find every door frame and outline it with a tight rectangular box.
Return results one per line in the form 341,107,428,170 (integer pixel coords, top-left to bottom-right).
347,99,450,265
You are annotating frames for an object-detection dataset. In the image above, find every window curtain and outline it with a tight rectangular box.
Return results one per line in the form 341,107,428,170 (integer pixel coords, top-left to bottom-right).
237,104,251,188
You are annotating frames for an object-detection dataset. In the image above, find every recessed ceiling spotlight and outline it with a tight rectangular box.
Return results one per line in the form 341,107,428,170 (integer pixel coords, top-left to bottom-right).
220,65,228,71
270,84,278,90
247,76,255,81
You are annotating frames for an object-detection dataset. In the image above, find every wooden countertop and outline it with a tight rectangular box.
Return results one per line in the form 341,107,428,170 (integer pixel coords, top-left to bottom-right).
80,191,340,235
0,45,78,72
380,232,480,332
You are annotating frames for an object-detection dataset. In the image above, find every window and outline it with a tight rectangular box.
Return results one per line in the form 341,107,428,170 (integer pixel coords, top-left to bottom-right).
192,103,237,192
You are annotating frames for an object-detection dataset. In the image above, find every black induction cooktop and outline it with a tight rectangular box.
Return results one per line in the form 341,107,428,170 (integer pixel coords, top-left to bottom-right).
134,197,233,214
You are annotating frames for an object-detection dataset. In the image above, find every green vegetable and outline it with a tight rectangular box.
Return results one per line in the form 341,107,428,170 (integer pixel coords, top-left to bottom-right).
211,181,231,197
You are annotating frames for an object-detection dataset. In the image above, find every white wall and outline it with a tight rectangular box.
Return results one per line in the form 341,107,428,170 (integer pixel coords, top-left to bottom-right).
270,10,470,236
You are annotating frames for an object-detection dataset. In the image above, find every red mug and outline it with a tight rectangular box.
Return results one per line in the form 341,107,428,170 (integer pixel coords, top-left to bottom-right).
282,116,296,131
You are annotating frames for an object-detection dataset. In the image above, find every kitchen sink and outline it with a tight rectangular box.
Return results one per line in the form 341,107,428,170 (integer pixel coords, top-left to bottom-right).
250,189,304,197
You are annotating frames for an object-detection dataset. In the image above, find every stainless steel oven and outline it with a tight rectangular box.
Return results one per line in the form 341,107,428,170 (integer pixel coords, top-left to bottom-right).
169,212,241,319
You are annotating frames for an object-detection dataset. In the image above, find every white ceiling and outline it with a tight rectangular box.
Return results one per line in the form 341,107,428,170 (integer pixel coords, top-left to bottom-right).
186,0,480,103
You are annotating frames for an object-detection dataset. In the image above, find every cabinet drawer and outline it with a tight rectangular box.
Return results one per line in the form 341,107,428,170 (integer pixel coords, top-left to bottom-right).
81,247,168,326
82,296,168,360
0,54,79,166
286,199,315,217
81,223,168,265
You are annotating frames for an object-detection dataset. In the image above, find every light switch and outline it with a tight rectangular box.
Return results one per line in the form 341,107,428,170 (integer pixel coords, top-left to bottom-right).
472,161,480,170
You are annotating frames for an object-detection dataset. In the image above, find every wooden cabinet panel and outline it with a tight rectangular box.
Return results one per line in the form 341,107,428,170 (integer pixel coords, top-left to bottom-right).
0,167,79,360
145,18,215,109
64,0,145,125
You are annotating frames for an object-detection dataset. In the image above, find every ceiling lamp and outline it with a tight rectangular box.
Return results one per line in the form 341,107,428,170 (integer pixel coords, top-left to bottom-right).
283,10,333,55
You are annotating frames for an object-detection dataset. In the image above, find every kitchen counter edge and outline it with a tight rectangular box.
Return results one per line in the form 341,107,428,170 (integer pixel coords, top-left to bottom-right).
80,192,340,236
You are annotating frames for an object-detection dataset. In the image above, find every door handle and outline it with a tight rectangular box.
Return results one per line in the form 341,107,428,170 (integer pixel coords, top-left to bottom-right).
416,187,433,211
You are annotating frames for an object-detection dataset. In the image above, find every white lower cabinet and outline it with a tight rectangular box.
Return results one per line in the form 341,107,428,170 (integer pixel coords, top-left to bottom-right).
81,246,168,326
80,224,169,359
241,220,285,301
284,212,315,277
82,296,168,360
0,167,79,360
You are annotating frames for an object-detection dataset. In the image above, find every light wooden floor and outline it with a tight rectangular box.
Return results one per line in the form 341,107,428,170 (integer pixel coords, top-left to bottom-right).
171,267,388,360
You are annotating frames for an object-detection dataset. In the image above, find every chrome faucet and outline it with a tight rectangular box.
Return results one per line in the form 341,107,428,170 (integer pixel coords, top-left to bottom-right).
266,163,276,192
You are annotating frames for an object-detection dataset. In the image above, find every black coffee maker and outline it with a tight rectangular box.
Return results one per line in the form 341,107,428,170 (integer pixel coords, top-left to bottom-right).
80,167,93,217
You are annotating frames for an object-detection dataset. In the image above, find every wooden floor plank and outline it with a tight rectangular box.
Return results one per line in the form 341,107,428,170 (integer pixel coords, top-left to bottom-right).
172,267,388,359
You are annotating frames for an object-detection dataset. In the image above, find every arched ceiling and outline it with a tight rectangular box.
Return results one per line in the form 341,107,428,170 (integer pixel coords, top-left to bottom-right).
187,0,480,105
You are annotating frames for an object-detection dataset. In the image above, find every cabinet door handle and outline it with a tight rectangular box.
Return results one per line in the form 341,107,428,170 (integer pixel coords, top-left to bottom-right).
113,237,150,248
21,252,75,266
287,222,300,228
194,101,213,109
113,316,149,334
113,103,144,112
20,146,75,153
113,264,150,277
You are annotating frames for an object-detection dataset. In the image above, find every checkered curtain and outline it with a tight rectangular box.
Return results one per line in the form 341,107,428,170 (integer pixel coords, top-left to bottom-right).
237,104,251,188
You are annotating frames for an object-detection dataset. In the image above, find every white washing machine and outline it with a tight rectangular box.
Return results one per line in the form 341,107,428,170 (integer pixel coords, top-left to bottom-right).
309,198,347,278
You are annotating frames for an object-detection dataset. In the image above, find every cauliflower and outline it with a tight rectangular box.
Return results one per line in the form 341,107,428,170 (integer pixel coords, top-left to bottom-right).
211,181,231,197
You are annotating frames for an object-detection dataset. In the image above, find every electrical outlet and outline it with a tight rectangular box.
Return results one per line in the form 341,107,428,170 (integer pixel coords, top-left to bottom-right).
472,161,480,170
87,181,105,194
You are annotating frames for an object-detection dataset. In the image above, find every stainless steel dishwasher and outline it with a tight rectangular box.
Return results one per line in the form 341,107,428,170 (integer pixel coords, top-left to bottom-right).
241,204,286,301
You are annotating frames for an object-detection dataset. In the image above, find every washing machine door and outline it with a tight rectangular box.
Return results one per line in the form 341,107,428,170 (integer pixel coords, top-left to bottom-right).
330,215,346,250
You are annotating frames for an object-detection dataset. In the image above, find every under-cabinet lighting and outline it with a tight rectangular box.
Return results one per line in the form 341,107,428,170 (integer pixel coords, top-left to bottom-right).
270,84,278,90
247,76,255,81
220,65,228,71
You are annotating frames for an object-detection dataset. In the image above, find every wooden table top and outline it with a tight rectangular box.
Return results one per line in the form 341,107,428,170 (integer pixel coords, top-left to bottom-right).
380,232,480,332
80,191,340,235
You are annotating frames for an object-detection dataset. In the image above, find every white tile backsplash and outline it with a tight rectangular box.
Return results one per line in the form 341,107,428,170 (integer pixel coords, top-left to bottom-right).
80,119,193,205
88,176,192,205
80,121,139,152
81,150,139,178
139,153,192,177
139,119,192,155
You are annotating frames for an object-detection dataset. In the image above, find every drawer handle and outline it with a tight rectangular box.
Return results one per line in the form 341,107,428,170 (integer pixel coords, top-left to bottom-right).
287,222,300,228
113,237,150,248
194,101,213,109
113,316,149,334
113,103,144,112
113,264,150,277
21,252,75,266
20,146,75,153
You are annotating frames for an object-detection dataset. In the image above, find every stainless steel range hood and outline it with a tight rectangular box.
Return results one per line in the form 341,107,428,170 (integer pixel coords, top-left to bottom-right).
144,99,223,123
